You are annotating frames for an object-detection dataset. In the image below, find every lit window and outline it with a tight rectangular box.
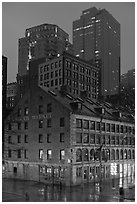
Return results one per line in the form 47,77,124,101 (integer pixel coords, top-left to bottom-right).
39,120,43,128
60,149,65,160
39,149,44,160
24,107,29,116
47,149,52,160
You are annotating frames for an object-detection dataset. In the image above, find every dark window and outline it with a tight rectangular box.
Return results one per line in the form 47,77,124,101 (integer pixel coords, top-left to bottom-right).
116,125,119,133
24,149,28,159
90,134,95,144
60,117,65,127
76,132,82,143
101,123,105,131
96,134,100,144
96,122,100,131
24,135,28,143
60,149,65,160
111,124,115,132
47,149,52,160
17,149,21,158
8,136,12,144
8,149,11,158
101,135,105,144
8,123,11,130
39,105,43,114
39,120,43,128
83,120,89,129
24,122,28,129
120,125,124,133
39,134,43,143
18,122,21,130
51,80,53,86
51,72,53,78
24,107,28,116
18,135,21,143
76,119,82,128
124,136,128,145
115,136,119,145
18,108,21,116
111,135,115,145
47,133,51,143
128,137,132,145
60,133,65,143
47,103,52,113
120,136,123,145
90,121,95,130
76,167,82,177
76,148,82,162
47,118,52,128
106,135,110,145
83,133,89,143
106,123,110,132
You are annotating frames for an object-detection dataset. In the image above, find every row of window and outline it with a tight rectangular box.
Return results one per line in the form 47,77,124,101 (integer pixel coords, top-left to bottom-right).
8,133,65,144
8,149,65,160
65,60,98,77
17,103,52,117
76,148,135,162
8,117,65,130
8,149,28,159
75,133,135,146
76,119,135,134
40,69,62,81
39,149,65,160
65,69,97,83
40,60,62,74
40,78,62,87
8,135,28,144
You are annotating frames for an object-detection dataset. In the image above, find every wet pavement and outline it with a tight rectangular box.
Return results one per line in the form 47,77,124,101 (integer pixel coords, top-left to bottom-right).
2,176,135,202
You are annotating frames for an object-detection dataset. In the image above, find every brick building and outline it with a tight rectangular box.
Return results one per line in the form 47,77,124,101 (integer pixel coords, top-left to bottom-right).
4,86,135,185
38,52,99,100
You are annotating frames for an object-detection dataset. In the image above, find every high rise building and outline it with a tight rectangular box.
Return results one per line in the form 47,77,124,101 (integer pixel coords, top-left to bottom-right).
73,7,120,99
18,23,73,76
121,69,135,90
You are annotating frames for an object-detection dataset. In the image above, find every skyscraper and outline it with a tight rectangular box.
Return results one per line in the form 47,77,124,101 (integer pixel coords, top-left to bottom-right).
18,23,73,76
73,7,120,99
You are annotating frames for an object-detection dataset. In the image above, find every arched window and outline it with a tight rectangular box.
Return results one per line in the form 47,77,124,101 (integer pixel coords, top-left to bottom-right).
90,149,95,161
132,149,135,159
120,149,123,160
128,149,131,159
102,149,106,161
111,149,115,160
124,149,127,159
106,149,110,160
76,148,82,162
116,149,119,160
83,148,89,161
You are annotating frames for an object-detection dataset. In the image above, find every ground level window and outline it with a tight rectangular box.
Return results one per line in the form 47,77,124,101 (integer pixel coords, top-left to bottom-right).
76,167,82,178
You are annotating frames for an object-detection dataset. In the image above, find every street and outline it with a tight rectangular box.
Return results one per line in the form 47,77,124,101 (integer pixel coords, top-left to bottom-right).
2,176,135,202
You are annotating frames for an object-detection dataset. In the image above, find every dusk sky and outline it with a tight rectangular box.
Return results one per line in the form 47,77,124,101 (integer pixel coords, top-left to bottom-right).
2,2,135,83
